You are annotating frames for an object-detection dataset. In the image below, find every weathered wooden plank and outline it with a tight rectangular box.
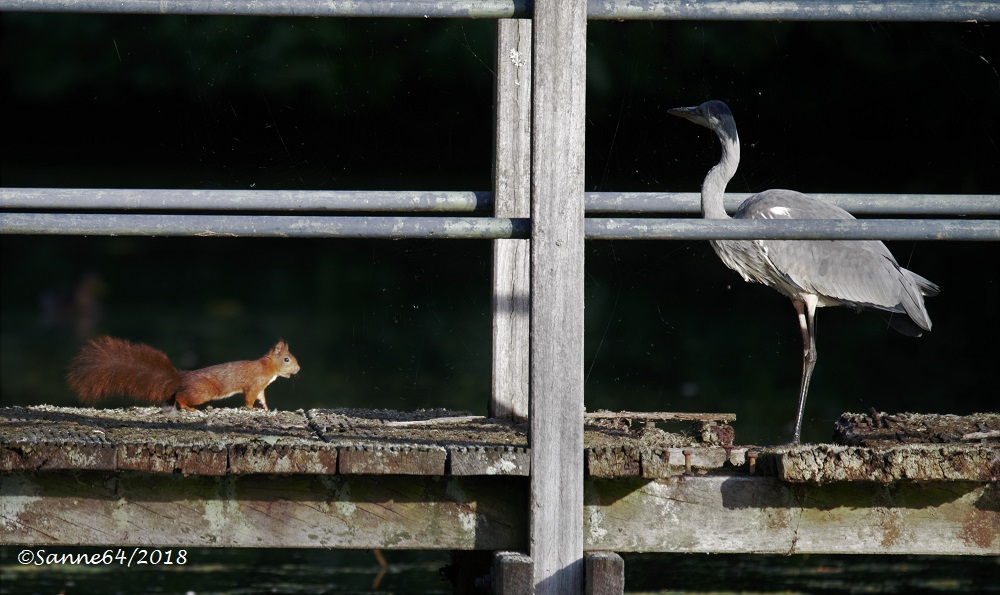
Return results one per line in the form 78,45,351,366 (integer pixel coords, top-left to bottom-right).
491,17,533,422
449,445,530,476
227,442,339,475
586,446,641,478
640,446,746,478
584,552,624,595
5,471,993,554
168,445,228,476
116,443,176,474
584,477,1000,555
1,472,528,550
585,411,736,423
492,551,534,595
835,411,1000,446
3,442,117,471
0,406,338,475
759,443,1000,483
530,0,588,590
5,407,994,481
338,445,446,475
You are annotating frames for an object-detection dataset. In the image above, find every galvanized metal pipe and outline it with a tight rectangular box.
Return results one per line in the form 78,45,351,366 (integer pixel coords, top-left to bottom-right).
588,0,1000,22
585,192,1000,217
0,188,490,213
3,212,997,241
0,0,525,18
0,213,531,239
0,0,995,21
585,217,1000,241
4,188,999,217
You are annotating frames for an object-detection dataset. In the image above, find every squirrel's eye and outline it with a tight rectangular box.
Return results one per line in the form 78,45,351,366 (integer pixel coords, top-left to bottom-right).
284,357,290,362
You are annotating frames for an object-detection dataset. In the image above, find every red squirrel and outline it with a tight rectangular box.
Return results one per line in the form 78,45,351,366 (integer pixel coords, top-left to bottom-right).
67,336,300,411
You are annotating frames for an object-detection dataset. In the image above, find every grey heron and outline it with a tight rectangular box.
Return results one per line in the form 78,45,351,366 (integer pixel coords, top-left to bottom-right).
668,100,938,444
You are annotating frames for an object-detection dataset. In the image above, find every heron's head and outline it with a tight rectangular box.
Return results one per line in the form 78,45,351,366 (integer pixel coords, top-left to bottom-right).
668,100,738,142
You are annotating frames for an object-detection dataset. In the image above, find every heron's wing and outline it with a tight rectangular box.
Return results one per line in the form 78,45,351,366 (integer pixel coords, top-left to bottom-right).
737,190,934,333
766,240,900,304
737,189,856,221
759,237,934,334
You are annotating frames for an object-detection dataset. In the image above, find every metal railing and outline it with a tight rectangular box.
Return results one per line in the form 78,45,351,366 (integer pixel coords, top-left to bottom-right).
3,188,998,240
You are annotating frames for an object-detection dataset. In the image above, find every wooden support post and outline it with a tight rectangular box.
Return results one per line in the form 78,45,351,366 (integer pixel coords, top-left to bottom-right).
530,0,587,592
492,551,534,594
491,18,532,421
585,552,625,595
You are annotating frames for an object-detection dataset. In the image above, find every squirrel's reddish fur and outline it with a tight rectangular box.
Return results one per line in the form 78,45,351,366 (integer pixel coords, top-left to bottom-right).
67,336,300,411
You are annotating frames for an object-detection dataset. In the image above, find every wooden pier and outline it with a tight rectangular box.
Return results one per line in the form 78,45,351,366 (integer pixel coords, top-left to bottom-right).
3,406,997,591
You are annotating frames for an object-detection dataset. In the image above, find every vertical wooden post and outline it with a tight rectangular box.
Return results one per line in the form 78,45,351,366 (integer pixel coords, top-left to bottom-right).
585,552,625,595
530,0,587,592
491,18,533,421
492,551,534,594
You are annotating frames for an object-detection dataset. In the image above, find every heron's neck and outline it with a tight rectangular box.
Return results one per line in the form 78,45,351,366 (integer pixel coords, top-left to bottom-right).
702,133,740,220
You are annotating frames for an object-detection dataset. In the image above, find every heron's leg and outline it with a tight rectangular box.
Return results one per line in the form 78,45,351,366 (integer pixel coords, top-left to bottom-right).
792,296,819,444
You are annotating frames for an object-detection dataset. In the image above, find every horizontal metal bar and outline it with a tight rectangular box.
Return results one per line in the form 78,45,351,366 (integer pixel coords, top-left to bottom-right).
586,218,1000,241
0,188,490,213
4,188,999,217
0,0,526,18
0,213,530,239
0,0,995,21
585,192,1000,217
3,212,997,241
588,0,1000,22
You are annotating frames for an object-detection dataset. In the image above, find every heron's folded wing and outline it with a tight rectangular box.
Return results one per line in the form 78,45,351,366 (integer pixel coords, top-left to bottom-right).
766,240,933,333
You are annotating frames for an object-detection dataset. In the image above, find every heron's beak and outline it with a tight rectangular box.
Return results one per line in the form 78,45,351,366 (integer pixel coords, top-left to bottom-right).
668,105,702,122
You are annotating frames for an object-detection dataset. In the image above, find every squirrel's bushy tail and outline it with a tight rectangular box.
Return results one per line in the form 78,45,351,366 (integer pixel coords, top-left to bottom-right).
68,336,182,403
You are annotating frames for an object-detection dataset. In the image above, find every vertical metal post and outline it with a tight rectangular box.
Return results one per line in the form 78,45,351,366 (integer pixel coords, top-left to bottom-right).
530,0,587,591
491,18,533,421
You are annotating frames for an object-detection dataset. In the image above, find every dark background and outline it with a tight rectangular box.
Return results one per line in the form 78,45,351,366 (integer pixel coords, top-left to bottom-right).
1,13,998,445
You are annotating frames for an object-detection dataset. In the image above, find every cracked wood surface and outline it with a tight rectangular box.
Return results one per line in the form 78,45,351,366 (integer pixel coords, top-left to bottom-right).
2,471,528,550
1,406,996,481
584,477,998,555
0,406,730,478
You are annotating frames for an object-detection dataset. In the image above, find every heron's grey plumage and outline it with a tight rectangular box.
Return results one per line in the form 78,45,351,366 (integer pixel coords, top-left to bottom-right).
669,100,938,443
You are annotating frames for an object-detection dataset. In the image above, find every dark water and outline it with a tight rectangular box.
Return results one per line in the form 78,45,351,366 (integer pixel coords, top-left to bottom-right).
2,548,998,594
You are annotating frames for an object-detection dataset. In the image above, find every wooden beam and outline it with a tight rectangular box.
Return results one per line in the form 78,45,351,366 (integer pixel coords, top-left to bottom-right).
760,443,1000,483
530,0,587,591
584,411,736,423
491,18,532,422
492,551,534,594
584,476,1000,555
2,471,528,550
5,470,994,554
